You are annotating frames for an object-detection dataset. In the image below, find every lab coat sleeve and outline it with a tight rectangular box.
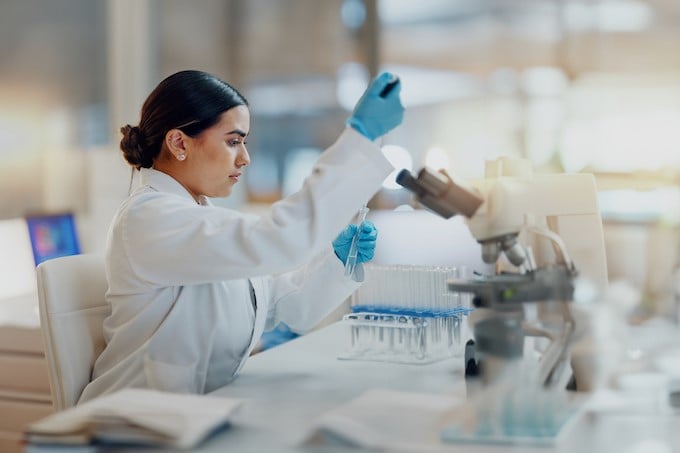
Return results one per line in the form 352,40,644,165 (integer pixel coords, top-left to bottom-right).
117,128,393,286
263,248,362,333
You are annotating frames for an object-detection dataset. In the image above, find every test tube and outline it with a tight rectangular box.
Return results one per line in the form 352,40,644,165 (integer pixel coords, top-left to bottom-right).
343,205,370,278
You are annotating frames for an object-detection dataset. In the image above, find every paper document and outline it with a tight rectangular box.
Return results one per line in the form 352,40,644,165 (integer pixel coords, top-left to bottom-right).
301,388,464,450
24,388,242,449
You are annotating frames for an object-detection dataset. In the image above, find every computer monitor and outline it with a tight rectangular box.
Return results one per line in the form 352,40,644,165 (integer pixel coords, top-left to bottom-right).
25,212,81,266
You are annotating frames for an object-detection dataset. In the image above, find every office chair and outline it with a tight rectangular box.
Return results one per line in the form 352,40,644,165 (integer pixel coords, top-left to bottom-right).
36,254,110,411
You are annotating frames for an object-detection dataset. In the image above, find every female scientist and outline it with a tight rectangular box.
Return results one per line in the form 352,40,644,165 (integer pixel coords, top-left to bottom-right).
78,70,403,403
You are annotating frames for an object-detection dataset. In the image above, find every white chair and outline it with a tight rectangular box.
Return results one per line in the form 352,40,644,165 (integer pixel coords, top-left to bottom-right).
36,254,110,411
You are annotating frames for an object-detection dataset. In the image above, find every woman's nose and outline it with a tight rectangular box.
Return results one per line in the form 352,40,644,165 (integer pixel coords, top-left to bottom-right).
237,147,250,168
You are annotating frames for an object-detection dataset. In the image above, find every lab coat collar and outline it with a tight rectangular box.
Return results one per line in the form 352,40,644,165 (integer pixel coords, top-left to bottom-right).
139,167,211,206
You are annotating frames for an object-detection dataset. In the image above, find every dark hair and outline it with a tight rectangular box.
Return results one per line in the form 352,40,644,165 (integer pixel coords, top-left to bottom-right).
119,70,249,169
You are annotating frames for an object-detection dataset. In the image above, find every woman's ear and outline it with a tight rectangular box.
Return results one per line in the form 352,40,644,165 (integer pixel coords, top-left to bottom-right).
165,129,188,161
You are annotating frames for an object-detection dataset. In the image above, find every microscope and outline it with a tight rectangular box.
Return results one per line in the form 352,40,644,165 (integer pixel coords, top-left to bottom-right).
397,157,608,392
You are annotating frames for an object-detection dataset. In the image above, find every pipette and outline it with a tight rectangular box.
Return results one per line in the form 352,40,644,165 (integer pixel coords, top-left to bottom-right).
343,75,398,278
343,204,370,278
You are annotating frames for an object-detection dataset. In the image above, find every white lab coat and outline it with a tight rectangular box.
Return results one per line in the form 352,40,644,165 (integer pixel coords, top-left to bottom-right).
78,128,393,404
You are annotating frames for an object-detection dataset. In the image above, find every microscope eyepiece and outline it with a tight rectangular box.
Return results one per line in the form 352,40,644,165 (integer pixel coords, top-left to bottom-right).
396,167,484,219
395,169,425,196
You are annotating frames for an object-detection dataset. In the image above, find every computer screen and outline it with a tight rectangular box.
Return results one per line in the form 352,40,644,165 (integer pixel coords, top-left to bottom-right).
25,212,81,266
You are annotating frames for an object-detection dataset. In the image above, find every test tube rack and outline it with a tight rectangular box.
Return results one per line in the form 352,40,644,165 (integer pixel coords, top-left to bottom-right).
340,264,474,364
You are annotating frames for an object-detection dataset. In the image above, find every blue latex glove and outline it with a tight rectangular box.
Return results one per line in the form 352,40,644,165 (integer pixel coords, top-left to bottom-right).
332,220,378,265
259,323,299,351
346,72,404,141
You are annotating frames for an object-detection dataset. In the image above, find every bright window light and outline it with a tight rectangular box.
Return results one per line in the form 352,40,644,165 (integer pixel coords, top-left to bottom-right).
381,145,413,189
565,0,654,33
561,110,680,173
598,188,680,223
0,111,43,160
282,147,322,196
336,62,370,111
424,146,450,171
560,74,680,173
0,218,37,299
521,67,569,97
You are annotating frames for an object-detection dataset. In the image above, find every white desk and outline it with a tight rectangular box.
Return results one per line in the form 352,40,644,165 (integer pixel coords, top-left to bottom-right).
201,322,680,452
0,294,53,453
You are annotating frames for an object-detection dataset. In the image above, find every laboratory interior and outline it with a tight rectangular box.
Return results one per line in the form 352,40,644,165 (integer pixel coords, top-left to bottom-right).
1,0,680,452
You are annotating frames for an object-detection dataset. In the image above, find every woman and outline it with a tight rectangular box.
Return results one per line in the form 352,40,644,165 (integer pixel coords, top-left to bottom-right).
78,69,403,403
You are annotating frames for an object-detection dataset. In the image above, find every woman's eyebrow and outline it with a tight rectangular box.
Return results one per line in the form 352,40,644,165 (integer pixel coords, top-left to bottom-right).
225,129,247,137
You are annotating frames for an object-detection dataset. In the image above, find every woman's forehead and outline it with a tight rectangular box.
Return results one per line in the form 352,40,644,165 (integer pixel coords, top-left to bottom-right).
215,105,250,133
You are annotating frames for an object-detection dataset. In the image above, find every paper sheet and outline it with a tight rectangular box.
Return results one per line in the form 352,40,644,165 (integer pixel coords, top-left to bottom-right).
301,388,464,451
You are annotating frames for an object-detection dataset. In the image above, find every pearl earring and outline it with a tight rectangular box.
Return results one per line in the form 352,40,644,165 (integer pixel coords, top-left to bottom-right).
177,153,186,161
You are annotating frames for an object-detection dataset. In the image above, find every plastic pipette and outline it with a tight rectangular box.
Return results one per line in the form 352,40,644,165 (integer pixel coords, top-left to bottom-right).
342,75,397,278
344,204,370,278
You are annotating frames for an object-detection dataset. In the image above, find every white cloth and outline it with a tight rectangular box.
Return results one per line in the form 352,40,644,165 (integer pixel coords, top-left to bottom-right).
79,128,393,404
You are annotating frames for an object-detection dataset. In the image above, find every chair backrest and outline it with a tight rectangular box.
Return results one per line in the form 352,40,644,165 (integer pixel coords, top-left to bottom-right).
36,254,110,411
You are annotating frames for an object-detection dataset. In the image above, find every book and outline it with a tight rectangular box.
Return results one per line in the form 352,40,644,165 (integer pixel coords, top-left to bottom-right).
24,388,242,450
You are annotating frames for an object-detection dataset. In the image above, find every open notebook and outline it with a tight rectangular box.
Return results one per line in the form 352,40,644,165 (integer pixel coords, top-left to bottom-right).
24,388,242,450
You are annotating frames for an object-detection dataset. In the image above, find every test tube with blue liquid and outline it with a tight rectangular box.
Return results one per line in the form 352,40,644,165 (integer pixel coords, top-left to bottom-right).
343,204,370,278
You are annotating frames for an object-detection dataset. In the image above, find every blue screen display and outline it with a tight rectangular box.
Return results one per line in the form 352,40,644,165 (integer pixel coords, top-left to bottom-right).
25,213,81,266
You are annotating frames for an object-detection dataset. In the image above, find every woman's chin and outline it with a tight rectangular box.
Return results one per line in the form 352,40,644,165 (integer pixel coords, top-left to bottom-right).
214,187,233,198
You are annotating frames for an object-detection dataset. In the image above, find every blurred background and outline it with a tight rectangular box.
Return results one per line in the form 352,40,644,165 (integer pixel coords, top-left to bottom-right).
0,0,678,319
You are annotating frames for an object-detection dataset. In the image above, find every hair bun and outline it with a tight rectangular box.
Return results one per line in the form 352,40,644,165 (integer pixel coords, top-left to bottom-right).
120,124,152,168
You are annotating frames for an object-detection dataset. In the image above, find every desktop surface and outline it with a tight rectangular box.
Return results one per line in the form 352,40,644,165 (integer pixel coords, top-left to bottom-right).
201,322,680,452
